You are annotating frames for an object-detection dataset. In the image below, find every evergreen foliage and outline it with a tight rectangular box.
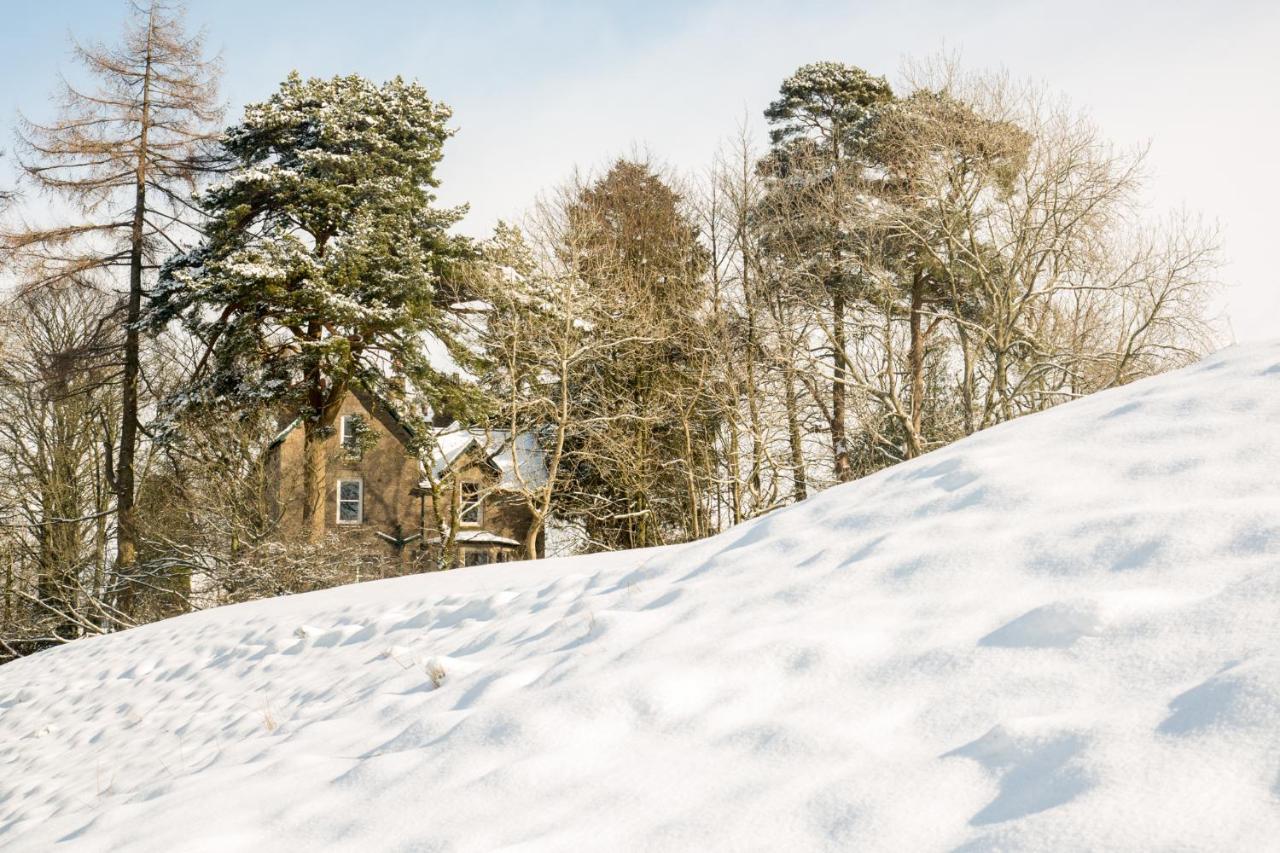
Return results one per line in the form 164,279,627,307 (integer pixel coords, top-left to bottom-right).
152,72,474,429
149,72,477,541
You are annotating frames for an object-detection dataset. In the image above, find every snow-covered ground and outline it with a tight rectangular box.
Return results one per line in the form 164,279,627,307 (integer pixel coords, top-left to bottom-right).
5,343,1280,851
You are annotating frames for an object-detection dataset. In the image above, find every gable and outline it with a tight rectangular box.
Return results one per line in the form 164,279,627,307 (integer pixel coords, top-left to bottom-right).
423,425,548,492
267,386,416,454
347,388,415,451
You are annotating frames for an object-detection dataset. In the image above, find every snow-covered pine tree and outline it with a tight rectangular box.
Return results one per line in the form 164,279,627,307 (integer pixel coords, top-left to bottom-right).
150,73,477,543
761,62,893,477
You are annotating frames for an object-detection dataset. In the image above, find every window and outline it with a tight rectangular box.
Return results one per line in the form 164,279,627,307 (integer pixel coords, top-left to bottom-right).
463,548,490,567
337,479,363,523
459,481,482,526
339,415,362,455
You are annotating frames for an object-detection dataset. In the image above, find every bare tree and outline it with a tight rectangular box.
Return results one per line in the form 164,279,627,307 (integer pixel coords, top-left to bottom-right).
2,1,222,616
753,60,1217,484
0,282,121,657
471,222,582,560
878,64,1217,433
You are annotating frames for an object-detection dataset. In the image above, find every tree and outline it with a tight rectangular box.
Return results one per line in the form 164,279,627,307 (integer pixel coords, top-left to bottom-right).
875,64,1216,435
0,283,120,655
150,73,476,544
0,153,13,208
479,161,715,552
470,222,577,560
758,59,1216,476
3,0,222,613
762,62,894,479
705,127,819,510
551,160,715,550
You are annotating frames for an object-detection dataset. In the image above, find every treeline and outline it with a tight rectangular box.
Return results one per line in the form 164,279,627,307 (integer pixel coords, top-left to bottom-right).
476,61,1217,554
0,5,1217,660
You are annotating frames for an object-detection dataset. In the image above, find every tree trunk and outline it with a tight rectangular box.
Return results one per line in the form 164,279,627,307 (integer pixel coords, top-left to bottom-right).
831,284,851,482
681,413,701,540
906,270,927,458
726,407,743,525
301,419,327,544
784,360,808,502
740,213,764,501
523,515,542,562
958,325,975,436
115,17,154,619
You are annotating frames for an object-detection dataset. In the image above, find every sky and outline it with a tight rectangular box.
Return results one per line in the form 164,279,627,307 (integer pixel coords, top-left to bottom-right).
1,0,1276,341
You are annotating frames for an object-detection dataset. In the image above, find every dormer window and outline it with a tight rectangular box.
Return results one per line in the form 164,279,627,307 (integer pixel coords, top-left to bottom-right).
459,481,482,526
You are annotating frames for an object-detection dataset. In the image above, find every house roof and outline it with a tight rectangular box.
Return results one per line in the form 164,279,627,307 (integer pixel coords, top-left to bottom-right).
425,529,522,547
422,423,549,492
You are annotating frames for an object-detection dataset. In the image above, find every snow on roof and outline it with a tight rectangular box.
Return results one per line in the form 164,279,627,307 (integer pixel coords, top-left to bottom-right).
424,423,548,490
426,426,480,478
419,331,477,383
489,430,549,490
11,344,1280,850
425,529,521,547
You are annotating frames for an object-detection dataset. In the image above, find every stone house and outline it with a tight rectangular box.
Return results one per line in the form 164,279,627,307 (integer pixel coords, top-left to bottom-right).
269,388,546,568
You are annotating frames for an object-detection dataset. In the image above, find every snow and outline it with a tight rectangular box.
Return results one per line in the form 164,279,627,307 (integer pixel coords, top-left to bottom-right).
5,342,1280,850
490,429,549,490
425,424,479,478
426,423,548,490
419,331,475,383
427,529,522,547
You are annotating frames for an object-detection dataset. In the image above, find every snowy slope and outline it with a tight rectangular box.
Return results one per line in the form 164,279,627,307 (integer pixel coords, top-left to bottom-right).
4,343,1280,851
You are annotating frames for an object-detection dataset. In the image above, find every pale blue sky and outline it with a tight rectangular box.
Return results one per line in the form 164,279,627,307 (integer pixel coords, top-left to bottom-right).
2,1,1277,340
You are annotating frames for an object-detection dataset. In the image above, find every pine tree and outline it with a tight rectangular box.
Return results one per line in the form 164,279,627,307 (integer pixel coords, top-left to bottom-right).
762,62,893,476
3,1,222,617
150,73,475,543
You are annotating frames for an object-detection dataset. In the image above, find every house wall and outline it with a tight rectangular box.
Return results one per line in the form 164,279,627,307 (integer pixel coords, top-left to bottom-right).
271,396,543,569
272,393,424,557
422,455,544,564
485,493,541,554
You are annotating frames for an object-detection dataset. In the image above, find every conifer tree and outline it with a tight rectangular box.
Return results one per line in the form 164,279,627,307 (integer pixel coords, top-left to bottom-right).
557,160,714,549
3,1,222,616
150,73,475,543
762,62,893,477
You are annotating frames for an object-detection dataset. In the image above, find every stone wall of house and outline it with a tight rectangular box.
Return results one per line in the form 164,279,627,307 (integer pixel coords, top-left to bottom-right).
271,397,544,570
421,455,544,565
485,492,541,556
271,393,423,559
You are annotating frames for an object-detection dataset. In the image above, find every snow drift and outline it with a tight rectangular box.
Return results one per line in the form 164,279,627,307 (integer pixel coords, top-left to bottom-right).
4,343,1280,851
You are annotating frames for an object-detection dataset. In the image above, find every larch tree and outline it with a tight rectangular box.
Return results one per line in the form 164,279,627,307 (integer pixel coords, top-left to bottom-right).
2,0,222,616
149,73,476,544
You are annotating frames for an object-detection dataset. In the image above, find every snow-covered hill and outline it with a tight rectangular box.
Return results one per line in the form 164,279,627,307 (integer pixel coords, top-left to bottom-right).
5,344,1280,851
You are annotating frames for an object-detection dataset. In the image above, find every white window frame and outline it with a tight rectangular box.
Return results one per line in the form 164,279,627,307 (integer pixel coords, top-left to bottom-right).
459,481,483,527
336,478,363,524
339,414,361,454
